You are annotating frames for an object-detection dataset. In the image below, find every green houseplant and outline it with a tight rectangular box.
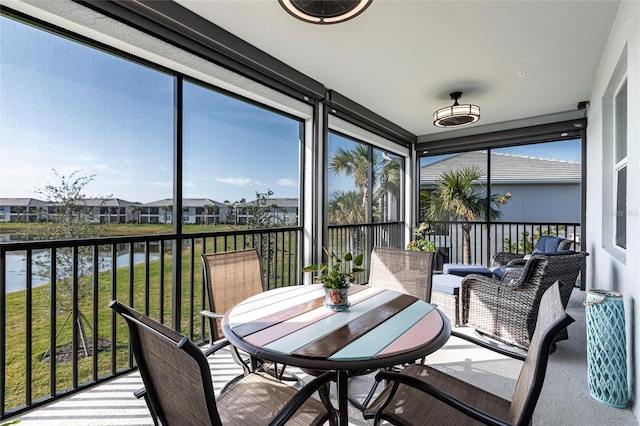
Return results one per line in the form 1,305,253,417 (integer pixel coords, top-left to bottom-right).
302,248,365,310
406,221,437,252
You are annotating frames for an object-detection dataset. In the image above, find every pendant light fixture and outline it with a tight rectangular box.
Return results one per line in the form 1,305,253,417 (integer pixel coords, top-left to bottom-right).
279,0,373,25
433,91,481,127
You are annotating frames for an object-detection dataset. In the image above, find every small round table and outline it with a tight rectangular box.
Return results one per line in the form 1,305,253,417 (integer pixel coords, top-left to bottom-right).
222,284,451,425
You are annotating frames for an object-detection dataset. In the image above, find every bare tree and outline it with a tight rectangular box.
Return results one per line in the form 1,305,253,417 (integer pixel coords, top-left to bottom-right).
34,169,109,358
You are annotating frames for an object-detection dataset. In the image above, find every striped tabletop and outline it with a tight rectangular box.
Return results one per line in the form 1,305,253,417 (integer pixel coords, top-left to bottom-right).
222,284,450,371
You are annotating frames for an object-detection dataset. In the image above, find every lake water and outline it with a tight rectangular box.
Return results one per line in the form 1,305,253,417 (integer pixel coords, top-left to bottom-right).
4,251,159,293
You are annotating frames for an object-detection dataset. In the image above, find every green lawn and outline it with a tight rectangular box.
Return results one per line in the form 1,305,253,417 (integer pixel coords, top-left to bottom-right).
0,222,247,238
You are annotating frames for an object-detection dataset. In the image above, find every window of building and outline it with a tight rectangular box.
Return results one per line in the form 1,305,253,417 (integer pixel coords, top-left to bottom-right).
614,79,627,249
602,47,627,261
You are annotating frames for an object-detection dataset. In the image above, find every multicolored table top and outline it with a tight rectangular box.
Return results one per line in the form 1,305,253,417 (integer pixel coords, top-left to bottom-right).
222,284,450,371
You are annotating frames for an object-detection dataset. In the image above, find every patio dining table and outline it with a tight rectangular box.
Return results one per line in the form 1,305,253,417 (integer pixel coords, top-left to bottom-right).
222,283,451,425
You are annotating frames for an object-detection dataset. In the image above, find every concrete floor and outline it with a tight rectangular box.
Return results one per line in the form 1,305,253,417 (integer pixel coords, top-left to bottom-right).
9,288,638,425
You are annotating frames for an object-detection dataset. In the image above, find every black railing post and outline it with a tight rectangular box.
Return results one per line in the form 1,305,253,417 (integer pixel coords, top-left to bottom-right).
1,248,6,418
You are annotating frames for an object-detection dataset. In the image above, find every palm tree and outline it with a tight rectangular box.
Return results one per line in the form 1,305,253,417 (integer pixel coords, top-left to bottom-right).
203,203,215,225
329,145,400,221
328,190,366,225
328,190,366,254
425,165,510,264
130,205,141,224
162,205,173,224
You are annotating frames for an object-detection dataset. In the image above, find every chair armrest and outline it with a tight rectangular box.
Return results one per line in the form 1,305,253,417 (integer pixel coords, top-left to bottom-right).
202,338,231,357
201,310,224,344
505,259,527,268
133,387,146,399
450,330,526,361
461,273,503,290
201,310,223,320
266,371,337,426
491,252,525,267
373,370,512,426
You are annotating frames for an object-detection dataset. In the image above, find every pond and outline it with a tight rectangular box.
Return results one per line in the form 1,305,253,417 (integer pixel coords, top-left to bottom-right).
4,251,159,293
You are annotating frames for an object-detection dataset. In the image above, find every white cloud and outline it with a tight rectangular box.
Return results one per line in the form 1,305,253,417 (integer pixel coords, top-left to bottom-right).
276,178,297,187
216,177,252,186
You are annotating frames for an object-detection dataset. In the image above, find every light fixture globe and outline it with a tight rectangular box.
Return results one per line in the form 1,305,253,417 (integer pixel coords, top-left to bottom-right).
279,0,373,24
433,92,481,127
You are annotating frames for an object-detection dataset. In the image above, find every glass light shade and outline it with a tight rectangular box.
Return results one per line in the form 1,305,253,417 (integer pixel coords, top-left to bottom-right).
433,103,481,127
279,0,373,24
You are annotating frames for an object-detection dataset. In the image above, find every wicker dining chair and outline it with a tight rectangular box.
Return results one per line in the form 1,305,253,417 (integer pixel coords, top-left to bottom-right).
201,249,289,381
111,300,335,426
368,247,435,302
363,281,573,426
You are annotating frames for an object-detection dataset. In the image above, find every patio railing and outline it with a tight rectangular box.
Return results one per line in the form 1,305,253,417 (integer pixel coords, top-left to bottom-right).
0,219,579,419
0,227,305,419
425,220,582,270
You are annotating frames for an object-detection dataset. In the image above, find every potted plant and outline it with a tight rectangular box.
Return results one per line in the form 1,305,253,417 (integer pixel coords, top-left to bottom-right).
302,248,365,311
406,221,437,252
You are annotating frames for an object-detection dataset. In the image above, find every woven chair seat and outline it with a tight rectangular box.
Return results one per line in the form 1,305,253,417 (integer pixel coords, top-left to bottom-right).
217,371,326,426
364,364,511,425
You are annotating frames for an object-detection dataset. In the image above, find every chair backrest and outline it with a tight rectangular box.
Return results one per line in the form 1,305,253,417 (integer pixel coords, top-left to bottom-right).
110,300,221,426
536,251,588,321
202,249,264,339
534,236,573,253
508,281,574,425
368,247,434,302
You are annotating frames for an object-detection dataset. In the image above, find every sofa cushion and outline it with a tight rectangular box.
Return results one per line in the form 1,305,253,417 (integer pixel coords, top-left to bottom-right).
442,264,493,277
533,236,567,254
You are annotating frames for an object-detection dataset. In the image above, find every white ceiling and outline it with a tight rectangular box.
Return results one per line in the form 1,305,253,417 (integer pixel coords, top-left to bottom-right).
174,0,620,139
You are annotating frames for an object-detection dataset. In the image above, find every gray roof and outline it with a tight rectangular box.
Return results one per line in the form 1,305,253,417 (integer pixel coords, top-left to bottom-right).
245,198,298,208
0,198,49,207
77,198,135,207
420,151,581,184
143,198,226,208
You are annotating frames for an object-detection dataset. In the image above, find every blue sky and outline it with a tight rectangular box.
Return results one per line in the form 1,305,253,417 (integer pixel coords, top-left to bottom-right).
1,16,580,205
0,16,300,204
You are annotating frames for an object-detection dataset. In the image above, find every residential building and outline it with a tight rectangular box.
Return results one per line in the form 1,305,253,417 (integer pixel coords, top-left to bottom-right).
420,151,581,223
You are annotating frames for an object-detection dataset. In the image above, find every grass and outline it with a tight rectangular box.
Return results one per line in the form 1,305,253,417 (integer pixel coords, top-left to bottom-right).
2,225,300,413
0,222,248,237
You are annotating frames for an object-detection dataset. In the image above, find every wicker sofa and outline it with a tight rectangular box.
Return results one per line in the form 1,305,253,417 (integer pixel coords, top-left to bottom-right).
460,251,588,350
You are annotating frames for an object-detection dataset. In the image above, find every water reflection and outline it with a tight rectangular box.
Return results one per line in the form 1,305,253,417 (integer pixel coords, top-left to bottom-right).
4,250,160,294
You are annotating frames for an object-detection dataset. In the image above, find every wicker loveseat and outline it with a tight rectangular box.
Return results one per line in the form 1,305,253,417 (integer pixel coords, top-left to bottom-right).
460,251,588,350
